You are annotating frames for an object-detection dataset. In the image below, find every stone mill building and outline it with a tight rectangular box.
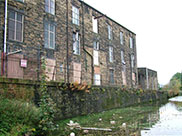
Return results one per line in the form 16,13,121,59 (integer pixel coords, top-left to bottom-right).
0,0,138,88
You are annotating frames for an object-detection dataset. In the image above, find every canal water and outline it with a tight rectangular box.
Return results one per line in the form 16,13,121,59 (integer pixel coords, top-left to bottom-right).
140,96,182,136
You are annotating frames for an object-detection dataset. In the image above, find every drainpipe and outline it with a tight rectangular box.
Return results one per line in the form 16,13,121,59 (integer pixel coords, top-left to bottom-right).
146,68,149,89
66,0,69,83
3,0,8,54
81,1,94,84
2,0,8,76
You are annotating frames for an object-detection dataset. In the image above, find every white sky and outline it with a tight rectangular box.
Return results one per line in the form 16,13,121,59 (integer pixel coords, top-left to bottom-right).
84,0,182,85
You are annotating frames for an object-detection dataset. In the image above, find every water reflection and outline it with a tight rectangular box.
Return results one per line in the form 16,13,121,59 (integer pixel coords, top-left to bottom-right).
141,96,182,136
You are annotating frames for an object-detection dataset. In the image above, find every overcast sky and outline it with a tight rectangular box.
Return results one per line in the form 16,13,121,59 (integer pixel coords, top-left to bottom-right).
84,0,182,85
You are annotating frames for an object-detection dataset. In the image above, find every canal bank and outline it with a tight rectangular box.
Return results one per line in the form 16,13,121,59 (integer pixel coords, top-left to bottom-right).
0,78,169,119
56,96,182,136
55,98,168,136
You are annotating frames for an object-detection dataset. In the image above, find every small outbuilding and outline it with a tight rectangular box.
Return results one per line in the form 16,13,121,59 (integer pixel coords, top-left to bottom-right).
138,68,158,90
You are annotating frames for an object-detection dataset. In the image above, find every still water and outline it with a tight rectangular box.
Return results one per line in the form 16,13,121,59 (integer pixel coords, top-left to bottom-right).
140,96,182,136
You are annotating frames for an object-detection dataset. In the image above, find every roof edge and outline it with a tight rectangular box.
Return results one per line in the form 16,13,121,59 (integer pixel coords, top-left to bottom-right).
79,0,136,35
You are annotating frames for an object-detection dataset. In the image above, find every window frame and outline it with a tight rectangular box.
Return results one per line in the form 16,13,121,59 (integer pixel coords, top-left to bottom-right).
16,0,24,2
108,24,112,40
92,16,98,33
73,32,80,55
130,37,133,48
131,54,135,68
44,21,56,49
120,32,123,45
45,0,55,15
93,41,99,50
8,10,24,42
72,6,79,25
109,46,113,63
109,69,114,84
121,50,125,65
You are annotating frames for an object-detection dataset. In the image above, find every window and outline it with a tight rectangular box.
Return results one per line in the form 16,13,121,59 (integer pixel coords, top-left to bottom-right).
44,21,55,49
131,54,135,68
93,41,99,50
109,46,113,63
45,0,55,15
8,10,24,42
92,16,98,33
109,69,114,84
122,65,127,85
130,37,133,48
73,32,80,55
94,74,101,85
60,63,63,72
93,41,99,65
120,32,123,45
72,6,79,25
121,50,125,64
16,0,24,2
108,25,112,40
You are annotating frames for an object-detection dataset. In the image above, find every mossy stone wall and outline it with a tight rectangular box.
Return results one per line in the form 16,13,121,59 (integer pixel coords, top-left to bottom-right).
0,78,168,119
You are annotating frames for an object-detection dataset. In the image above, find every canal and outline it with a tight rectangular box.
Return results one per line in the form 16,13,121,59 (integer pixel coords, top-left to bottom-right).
58,96,182,136
140,96,182,136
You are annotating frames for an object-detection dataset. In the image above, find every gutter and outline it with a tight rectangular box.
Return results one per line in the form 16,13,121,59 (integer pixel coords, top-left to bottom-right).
81,1,94,84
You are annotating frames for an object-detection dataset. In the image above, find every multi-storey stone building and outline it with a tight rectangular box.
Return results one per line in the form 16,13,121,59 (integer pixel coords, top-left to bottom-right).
138,68,158,90
0,0,138,88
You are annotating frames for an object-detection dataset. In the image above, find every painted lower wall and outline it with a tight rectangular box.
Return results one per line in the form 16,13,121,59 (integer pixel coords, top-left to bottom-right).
0,78,168,119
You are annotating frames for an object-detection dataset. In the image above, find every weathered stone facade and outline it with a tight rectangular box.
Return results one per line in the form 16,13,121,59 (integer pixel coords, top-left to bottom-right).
138,68,158,90
0,0,138,88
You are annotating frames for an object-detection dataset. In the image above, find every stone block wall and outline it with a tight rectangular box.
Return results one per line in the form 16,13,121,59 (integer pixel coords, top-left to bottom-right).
0,78,167,119
0,0,138,88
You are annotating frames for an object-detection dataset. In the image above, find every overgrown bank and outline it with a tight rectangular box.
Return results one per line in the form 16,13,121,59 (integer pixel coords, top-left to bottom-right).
0,78,169,119
0,78,171,135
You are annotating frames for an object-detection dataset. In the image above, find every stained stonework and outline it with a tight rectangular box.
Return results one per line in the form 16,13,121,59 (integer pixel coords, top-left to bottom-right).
138,68,158,90
0,0,138,88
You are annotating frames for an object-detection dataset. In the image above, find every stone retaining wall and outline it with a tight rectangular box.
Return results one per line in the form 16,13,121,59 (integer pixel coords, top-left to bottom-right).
0,78,168,119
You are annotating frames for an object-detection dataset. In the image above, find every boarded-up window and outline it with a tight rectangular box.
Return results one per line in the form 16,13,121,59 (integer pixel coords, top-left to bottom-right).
7,54,24,79
73,62,81,83
92,16,98,33
122,71,127,85
132,72,135,81
94,74,100,85
45,58,56,81
122,65,127,85
93,50,99,65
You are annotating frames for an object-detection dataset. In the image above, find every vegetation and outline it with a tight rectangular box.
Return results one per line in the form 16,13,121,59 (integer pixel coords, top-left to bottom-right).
0,58,58,136
0,97,40,136
57,103,160,136
162,72,181,96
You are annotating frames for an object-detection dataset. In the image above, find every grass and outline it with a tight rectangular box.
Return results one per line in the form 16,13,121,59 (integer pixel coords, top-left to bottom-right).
56,102,162,135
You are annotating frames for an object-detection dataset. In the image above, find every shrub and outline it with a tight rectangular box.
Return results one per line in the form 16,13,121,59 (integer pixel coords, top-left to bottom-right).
0,97,40,135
